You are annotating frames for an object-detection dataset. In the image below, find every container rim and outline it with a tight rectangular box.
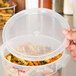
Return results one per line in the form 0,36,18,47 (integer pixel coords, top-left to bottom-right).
6,35,64,61
1,44,65,68
2,8,70,61
0,43,69,68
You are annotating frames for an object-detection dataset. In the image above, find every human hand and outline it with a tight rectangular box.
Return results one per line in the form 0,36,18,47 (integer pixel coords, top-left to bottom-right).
62,28,76,62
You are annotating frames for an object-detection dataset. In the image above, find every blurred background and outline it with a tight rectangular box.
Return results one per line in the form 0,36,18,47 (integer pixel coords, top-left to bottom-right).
13,0,73,14
0,0,73,29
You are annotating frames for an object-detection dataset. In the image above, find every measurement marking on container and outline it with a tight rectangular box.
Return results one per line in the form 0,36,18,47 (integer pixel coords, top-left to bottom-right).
13,66,26,76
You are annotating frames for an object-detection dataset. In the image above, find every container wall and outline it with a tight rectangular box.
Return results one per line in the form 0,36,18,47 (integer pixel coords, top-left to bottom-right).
4,68,62,76
2,59,62,76
1,45,64,76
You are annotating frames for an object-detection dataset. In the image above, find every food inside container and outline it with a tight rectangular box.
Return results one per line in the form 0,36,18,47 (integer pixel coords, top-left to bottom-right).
0,0,16,29
5,53,62,66
5,42,62,66
2,42,63,76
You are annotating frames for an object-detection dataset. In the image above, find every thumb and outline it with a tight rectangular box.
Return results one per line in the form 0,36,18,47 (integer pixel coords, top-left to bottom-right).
62,29,76,40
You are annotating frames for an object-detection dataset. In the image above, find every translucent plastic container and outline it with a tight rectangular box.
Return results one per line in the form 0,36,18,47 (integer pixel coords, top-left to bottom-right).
0,0,16,29
0,39,69,76
1,8,70,76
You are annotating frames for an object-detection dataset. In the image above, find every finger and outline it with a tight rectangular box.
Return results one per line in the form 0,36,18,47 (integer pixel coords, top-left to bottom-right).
73,57,76,62
70,45,76,50
62,29,76,40
71,50,76,56
62,29,69,36
65,39,70,48
66,42,71,52
66,40,72,52
67,46,71,52
74,40,76,43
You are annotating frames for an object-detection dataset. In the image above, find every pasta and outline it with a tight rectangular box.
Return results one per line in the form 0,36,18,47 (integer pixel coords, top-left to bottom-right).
0,0,15,29
5,43,62,66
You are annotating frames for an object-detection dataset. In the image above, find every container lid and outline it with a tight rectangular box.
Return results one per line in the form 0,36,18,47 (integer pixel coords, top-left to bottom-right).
2,8,70,61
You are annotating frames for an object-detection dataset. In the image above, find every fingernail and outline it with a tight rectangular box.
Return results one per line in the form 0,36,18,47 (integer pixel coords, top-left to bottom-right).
71,45,76,50
62,29,68,35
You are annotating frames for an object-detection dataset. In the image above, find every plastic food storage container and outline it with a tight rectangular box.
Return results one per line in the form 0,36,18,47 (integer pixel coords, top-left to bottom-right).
0,0,16,29
1,8,70,76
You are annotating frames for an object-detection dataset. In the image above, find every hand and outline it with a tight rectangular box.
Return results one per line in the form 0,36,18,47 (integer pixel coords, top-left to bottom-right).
62,28,76,62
